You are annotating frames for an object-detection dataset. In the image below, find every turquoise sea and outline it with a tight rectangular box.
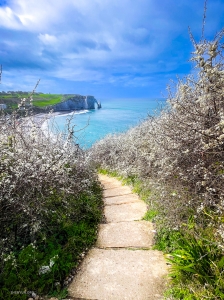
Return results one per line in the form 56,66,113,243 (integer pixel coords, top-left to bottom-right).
45,98,166,149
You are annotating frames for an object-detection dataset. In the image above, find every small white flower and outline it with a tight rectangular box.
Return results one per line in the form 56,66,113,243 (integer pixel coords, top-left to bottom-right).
39,265,51,275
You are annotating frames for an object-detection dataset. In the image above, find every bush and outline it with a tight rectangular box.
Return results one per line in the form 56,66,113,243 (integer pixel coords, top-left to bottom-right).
0,96,103,298
89,26,224,299
89,25,224,240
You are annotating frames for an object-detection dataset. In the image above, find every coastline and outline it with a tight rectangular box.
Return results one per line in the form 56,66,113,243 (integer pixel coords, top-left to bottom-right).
33,110,90,139
22,109,89,128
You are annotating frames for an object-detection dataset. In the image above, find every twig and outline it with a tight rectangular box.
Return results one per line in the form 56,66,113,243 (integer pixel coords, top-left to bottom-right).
188,26,197,48
201,0,207,41
0,64,2,84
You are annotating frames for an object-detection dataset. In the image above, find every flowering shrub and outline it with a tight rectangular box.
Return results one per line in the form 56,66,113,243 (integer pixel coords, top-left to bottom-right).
0,96,103,298
89,28,224,298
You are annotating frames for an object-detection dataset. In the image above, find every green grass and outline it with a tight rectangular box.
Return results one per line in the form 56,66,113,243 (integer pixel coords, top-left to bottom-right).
10,104,18,109
142,209,158,221
98,168,122,180
0,183,103,300
0,95,17,99
0,93,64,109
32,94,63,107
32,95,62,107
164,230,224,299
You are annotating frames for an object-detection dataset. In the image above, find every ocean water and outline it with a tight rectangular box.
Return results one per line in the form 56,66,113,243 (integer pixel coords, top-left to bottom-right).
45,98,166,149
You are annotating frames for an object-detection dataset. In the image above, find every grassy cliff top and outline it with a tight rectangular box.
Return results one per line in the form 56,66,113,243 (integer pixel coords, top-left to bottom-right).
0,92,83,109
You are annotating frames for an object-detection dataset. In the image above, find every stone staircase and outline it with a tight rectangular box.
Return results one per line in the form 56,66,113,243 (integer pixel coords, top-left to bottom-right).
68,174,168,300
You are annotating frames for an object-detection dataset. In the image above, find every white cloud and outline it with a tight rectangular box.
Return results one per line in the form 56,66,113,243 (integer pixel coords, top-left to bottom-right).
0,0,223,95
0,6,22,29
38,33,58,45
52,67,103,82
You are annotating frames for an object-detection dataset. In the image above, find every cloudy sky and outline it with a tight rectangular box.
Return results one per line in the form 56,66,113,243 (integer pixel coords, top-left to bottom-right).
0,0,223,98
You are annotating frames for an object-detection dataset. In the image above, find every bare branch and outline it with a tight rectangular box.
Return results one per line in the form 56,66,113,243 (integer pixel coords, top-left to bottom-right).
0,65,2,84
201,0,207,41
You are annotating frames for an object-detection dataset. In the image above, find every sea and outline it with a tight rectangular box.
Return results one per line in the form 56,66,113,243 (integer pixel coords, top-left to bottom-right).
44,98,166,149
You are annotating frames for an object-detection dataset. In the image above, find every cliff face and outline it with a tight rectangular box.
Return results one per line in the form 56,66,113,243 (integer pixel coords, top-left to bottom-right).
52,95,101,111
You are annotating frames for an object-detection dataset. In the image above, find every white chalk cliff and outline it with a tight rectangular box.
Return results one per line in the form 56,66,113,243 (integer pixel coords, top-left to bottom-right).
52,95,101,111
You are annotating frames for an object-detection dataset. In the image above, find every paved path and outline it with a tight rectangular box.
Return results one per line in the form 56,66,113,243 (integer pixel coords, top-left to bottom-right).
68,174,168,300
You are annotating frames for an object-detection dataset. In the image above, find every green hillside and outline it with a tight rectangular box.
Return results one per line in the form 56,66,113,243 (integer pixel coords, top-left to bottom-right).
0,92,63,110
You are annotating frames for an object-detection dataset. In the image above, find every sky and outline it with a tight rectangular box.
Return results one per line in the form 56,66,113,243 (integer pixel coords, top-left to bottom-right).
0,0,223,99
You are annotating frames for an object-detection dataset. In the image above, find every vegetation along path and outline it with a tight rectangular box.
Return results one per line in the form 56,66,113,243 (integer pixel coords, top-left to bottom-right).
68,174,168,300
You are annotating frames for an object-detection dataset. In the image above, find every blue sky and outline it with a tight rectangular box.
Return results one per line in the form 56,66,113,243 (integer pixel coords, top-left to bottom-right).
0,0,223,99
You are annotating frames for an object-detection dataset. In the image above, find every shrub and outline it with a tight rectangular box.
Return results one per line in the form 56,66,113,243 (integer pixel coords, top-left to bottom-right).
89,24,224,239
0,92,103,298
89,23,224,299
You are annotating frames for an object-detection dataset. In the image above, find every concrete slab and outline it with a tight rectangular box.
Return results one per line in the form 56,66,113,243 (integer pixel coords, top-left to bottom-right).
104,194,140,206
98,174,112,179
104,201,147,223
96,221,154,248
99,174,134,192
102,181,123,189
68,248,168,300
98,174,119,183
103,186,132,198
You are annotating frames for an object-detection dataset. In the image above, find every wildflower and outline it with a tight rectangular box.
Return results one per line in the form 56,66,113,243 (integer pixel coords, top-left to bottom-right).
39,265,51,275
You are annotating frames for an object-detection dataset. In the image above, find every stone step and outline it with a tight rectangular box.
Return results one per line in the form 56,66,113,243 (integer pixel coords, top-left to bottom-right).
98,174,122,186
104,194,140,206
101,178,123,189
68,248,168,300
96,221,154,248
103,186,132,198
104,201,147,223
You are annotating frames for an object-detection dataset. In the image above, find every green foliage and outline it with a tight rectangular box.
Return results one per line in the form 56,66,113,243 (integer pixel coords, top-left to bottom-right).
0,220,101,299
166,227,224,299
98,168,122,180
166,283,224,300
142,209,158,221
164,286,197,300
154,227,181,253
0,185,103,299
